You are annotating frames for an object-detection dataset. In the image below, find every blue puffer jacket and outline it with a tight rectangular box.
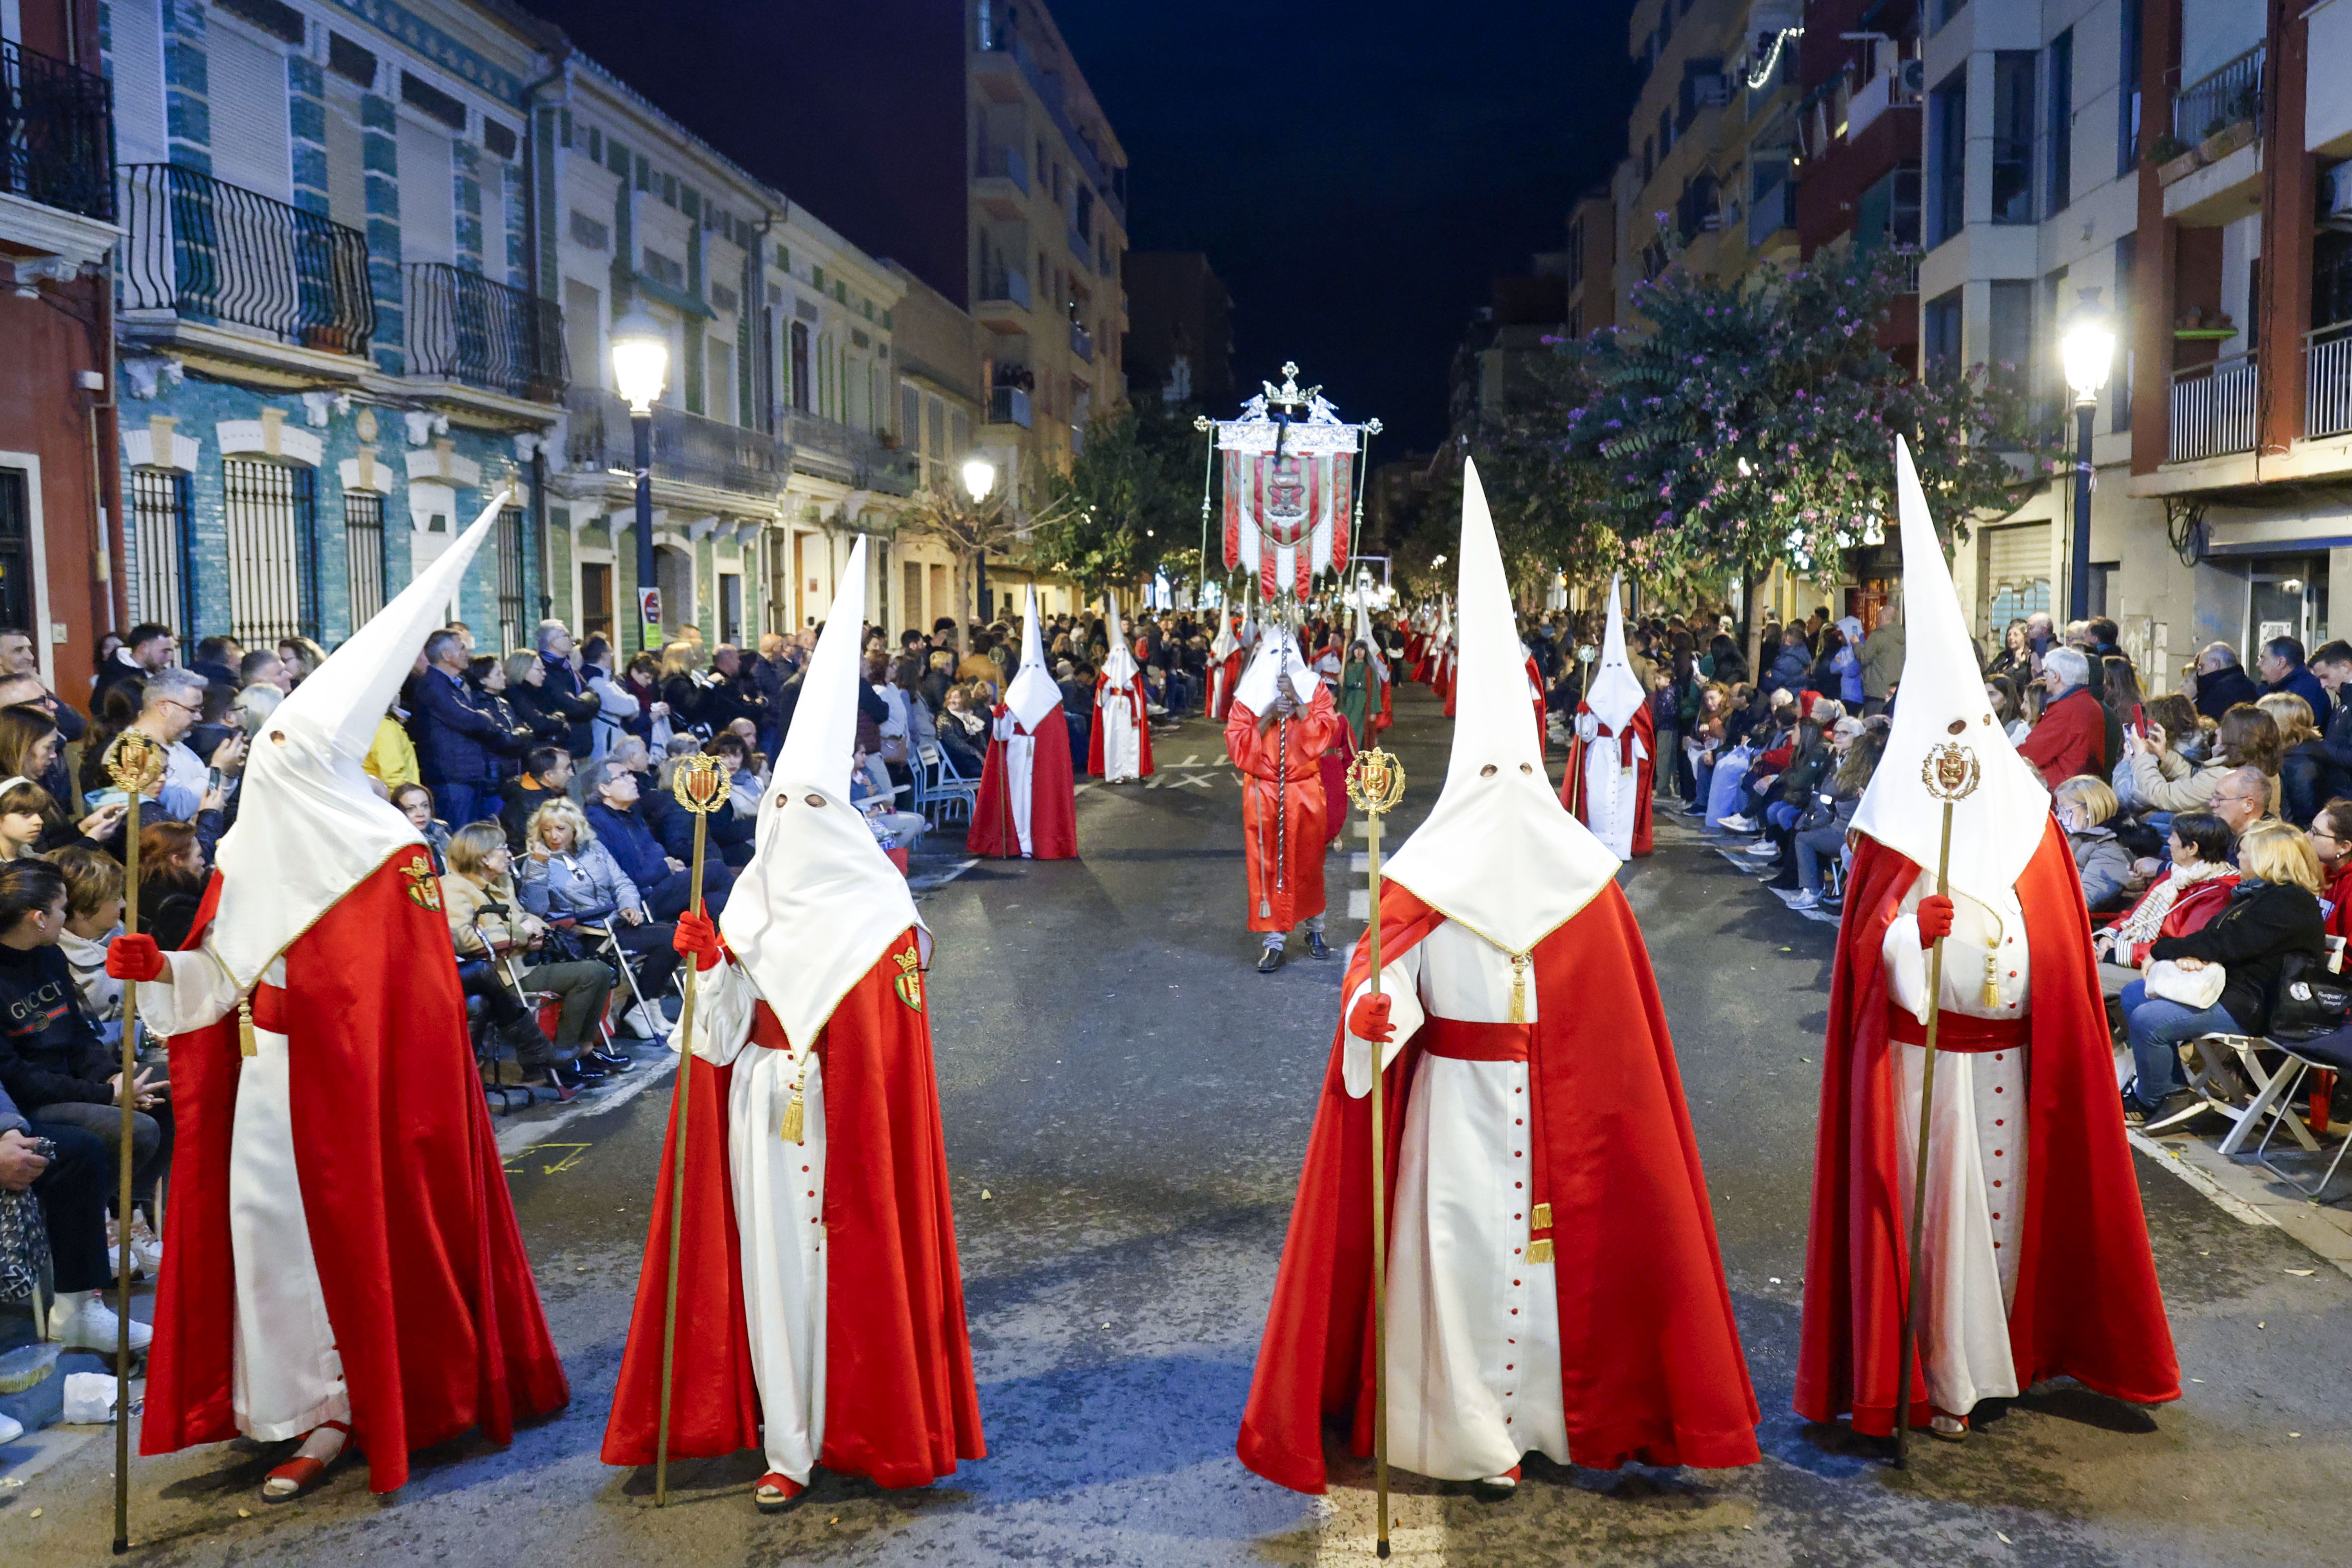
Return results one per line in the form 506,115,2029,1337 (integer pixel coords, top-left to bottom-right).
514,838,642,918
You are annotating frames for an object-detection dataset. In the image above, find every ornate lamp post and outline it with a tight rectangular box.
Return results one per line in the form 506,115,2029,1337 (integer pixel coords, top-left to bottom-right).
610,307,670,653
2059,289,2116,622
960,454,998,623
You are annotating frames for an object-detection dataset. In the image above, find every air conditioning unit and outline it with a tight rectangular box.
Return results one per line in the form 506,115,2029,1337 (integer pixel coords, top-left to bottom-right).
2324,161,2352,232
1896,57,1927,102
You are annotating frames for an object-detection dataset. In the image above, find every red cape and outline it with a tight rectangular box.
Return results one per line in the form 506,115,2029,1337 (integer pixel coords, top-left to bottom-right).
603,931,985,1485
1238,884,1760,1492
142,856,569,1491
968,702,1079,859
1795,826,2180,1435
1087,673,1156,778
1560,701,1656,857
1210,649,1245,720
1319,712,1357,846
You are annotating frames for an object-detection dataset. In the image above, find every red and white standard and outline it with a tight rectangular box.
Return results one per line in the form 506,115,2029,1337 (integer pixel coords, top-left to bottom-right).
1239,461,1759,1495
116,495,569,1501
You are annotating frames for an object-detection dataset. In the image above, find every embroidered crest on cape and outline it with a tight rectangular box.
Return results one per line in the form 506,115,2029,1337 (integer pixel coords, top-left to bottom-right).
893,948,924,1012
403,856,443,911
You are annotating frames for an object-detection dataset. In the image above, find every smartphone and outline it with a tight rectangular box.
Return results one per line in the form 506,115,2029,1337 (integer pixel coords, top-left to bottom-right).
207,768,223,793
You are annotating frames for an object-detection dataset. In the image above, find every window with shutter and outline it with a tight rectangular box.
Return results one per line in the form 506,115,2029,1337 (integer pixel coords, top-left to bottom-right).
398,116,455,264
108,0,169,167
207,22,293,203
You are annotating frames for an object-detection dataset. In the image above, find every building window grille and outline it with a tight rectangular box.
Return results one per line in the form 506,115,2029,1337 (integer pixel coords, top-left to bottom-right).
130,468,196,633
496,506,528,654
221,457,318,645
0,470,33,638
343,490,387,626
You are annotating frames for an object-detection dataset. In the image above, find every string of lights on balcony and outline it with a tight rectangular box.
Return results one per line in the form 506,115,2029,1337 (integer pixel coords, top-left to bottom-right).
1745,26,1804,90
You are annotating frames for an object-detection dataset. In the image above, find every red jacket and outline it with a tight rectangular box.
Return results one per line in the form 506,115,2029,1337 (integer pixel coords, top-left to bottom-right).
2101,867,2241,965
2017,686,2107,788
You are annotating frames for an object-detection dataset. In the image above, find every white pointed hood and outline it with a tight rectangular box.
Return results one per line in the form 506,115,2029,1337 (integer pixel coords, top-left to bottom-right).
719,537,922,1052
1234,620,1309,713
1586,574,1645,732
1004,584,1062,731
1100,593,1140,686
209,490,510,989
1210,608,1238,661
1849,437,2050,910
1384,460,1620,951
1352,587,1389,679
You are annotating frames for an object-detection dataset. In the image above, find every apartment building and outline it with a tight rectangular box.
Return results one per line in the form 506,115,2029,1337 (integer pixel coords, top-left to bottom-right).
100,0,565,654
534,54,913,645
1565,192,1619,338
0,0,116,688
747,0,1129,514
1122,251,1234,408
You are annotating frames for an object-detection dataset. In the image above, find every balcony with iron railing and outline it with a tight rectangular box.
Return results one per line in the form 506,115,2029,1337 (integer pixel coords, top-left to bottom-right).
2172,44,2263,143
976,263,1031,312
2309,323,2352,440
781,410,916,495
1069,321,1094,363
2168,351,2258,463
564,387,788,501
405,263,566,401
977,27,1125,224
2,38,114,225
989,385,1033,428
118,162,374,356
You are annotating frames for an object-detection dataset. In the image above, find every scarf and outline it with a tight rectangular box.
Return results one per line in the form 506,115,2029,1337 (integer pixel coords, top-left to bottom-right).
2104,856,2230,958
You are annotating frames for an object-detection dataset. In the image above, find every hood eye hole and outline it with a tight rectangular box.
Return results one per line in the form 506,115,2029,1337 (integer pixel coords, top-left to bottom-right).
269,730,287,745
1519,762,1534,775
775,795,790,808
1946,719,1967,736
806,793,826,808
1479,763,1497,777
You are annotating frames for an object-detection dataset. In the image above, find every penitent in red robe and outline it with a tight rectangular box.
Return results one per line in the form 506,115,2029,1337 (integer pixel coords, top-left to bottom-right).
1087,672,1156,779
1795,825,2180,1436
602,931,985,1485
1561,699,1655,858
142,855,570,1492
1210,648,1245,720
968,702,1079,859
1238,883,1759,1491
1227,688,1339,933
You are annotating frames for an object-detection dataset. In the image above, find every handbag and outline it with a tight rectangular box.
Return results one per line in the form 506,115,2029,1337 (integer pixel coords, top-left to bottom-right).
2143,957,2226,1011
2269,950,2352,1042
0,1171,51,1304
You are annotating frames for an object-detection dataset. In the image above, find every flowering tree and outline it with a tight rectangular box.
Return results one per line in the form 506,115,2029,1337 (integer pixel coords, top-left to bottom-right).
1480,245,2052,639
1027,403,1199,595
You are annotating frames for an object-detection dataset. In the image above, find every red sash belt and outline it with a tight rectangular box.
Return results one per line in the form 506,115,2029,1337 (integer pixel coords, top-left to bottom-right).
250,982,290,1035
1422,1015,1533,1062
1888,1005,2028,1053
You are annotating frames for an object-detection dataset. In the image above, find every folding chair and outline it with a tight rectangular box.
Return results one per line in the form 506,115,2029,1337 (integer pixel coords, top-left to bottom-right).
550,904,675,1038
926,744,980,828
467,903,568,1110
2247,1026,2352,1196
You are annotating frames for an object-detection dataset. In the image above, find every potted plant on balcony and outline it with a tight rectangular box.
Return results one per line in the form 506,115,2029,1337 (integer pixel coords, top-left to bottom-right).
2151,131,2202,185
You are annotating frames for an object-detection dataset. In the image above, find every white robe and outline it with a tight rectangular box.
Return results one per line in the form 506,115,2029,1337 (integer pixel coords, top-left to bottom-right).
1097,681,1144,782
992,711,1038,856
1881,871,2031,1417
1341,924,1567,1481
1580,730,1648,859
679,959,829,1483
138,947,349,1441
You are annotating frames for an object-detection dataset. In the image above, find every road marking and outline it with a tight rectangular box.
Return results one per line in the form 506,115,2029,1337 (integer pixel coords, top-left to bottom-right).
494,1054,676,1159
2127,1128,2273,1227
1348,889,1371,919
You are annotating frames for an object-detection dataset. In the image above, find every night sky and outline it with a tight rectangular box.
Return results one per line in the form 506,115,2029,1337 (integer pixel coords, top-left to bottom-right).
525,0,1640,452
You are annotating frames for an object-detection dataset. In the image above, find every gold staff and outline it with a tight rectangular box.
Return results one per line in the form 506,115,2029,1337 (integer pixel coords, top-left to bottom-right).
654,752,728,1506
104,730,165,1555
1344,745,1407,1559
1893,735,1980,1470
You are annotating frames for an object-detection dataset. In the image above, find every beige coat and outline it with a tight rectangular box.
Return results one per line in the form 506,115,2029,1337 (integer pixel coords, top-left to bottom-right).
441,871,539,955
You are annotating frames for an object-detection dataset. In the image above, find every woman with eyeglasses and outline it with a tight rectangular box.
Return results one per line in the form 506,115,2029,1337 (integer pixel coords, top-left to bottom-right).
2308,799,2352,939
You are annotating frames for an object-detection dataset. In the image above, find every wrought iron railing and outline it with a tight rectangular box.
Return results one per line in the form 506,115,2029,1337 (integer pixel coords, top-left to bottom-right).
2173,44,2263,143
2308,323,2352,440
989,386,1032,428
2,39,114,222
782,410,915,495
118,162,374,353
564,387,788,501
2168,351,2257,463
404,262,565,399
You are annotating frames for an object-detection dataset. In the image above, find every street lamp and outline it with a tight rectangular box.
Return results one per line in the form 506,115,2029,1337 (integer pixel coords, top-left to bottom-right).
2060,287,2115,622
960,453,997,503
611,306,670,653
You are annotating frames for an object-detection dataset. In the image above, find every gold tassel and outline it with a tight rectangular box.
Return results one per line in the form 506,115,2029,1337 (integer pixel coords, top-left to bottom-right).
1982,947,2002,1010
779,1062,807,1144
1525,1239,1555,1265
1530,1203,1552,1228
1509,953,1531,1025
238,996,257,1058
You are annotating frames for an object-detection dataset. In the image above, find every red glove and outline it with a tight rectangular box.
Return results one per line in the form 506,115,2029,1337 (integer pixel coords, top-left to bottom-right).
1916,894,1955,948
672,910,725,971
108,933,167,982
1348,990,1395,1044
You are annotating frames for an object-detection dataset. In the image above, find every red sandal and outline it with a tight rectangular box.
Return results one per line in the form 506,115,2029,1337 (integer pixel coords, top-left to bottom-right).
753,1472,805,1513
262,1421,352,1502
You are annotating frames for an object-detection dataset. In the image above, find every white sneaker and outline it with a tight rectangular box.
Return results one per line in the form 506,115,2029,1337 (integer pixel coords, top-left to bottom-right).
1787,889,1821,909
1742,840,1781,857
49,1290,153,1354
1719,814,1755,832
0,1410,22,1445
109,1215,163,1278
625,1002,671,1040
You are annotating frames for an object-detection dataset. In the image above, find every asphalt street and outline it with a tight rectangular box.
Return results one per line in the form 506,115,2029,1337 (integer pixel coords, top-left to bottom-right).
13,685,2352,1566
